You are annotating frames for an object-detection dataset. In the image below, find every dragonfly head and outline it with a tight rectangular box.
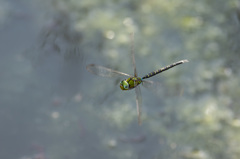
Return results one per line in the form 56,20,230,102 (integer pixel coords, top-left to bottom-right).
120,80,129,90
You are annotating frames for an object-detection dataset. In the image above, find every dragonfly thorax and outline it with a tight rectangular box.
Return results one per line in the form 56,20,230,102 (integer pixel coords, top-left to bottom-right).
120,77,142,90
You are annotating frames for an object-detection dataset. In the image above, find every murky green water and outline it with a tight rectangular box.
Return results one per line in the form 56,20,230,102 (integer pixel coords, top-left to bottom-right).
1,0,240,159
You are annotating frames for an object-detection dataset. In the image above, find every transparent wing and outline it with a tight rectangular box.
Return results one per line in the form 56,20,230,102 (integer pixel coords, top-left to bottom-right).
142,80,164,95
86,64,131,78
142,79,185,97
130,32,138,77
135,85,142,125
131,33,142,125
142,80,162,88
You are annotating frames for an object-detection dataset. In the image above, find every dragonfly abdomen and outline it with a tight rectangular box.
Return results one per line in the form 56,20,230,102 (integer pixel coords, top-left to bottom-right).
142,60,188,79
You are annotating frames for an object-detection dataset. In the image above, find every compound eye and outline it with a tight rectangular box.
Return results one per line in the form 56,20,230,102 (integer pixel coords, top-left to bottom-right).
120,81,123,85
123,80,129,89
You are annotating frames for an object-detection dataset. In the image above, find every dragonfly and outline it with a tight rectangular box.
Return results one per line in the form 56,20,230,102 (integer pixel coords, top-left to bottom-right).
86,33,189,125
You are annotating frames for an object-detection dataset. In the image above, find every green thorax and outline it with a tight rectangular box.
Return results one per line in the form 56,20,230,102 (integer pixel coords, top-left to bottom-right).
120,77,142,90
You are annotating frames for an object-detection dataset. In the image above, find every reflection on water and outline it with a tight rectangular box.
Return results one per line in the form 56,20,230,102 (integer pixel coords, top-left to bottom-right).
1,0,240,159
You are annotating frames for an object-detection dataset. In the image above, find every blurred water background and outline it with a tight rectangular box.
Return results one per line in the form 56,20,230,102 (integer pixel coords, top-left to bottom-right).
1,0,240,159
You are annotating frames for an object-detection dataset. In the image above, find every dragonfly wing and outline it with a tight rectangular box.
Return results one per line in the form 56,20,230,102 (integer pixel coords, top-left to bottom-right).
135,85,142,125
86,64,131,78
142,80,164,95
130,33,138,77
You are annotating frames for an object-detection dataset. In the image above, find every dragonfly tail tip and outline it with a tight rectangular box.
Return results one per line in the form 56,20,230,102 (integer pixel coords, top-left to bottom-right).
182,59,189,63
